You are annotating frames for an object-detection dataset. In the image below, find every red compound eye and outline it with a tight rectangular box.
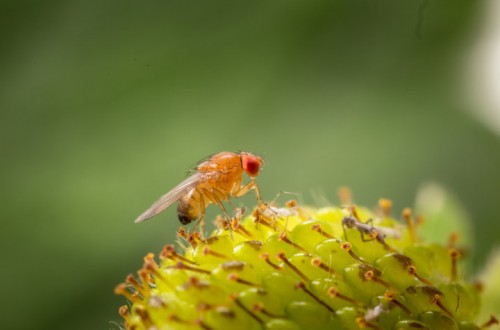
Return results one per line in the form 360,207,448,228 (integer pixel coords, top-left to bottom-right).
242,154,261,176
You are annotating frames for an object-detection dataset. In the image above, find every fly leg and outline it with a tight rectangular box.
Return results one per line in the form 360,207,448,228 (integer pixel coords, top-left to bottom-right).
202,188,231,221
201,188,234,238
363,218,391,247
193,192,207,238
210,187,233,217
358,221,394,251
263,191,300,221
359,219,379,241
269,191,299,206
342,222,349,242
359,229,377,242
234,178,273,222
201,187,230,220
365,218,383,235
233,179,262,204
234,179,278,229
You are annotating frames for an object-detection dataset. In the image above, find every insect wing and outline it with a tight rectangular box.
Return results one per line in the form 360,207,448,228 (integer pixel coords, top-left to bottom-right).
134,172,203,223
374,226,401,239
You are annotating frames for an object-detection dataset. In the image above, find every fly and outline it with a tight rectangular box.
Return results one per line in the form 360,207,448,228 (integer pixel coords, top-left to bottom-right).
341,216,397,251
135,151,264,225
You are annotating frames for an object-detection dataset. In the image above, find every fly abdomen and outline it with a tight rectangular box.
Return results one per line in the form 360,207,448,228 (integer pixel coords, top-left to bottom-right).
177,192,201,225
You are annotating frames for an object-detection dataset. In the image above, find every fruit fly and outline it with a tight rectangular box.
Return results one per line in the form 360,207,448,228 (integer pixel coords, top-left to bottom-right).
341,216,398,251
135,151,264,225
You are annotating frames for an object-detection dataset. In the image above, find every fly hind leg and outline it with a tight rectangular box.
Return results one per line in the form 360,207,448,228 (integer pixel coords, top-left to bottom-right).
358,219,379,242
201,188,235,238
359,229,377,242
202,188,230,219
359,226,394,252
188,191,207,238
360,218,393,250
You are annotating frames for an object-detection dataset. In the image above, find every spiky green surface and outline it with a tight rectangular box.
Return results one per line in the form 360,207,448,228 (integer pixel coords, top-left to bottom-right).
116,202,486,330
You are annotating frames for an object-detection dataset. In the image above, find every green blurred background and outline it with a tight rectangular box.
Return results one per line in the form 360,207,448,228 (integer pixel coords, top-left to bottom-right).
1,1,499,329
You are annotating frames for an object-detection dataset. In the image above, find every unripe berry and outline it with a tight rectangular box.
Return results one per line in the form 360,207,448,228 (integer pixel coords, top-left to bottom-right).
116,196,496,329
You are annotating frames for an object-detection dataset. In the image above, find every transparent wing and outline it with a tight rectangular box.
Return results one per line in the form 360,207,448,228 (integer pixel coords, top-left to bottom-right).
135,172,203,223
375,225,401,239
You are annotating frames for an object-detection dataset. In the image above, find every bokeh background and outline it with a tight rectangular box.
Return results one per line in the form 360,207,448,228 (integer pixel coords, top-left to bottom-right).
1,1,499,329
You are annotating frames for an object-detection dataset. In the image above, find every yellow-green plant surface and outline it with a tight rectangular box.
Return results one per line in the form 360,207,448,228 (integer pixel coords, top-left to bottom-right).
116,195,498,330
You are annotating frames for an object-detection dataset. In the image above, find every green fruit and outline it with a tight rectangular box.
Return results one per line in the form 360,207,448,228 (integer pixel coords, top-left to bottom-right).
116,197,494,329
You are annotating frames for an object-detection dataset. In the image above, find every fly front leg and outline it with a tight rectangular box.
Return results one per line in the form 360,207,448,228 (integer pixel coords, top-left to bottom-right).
234,179,263,204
